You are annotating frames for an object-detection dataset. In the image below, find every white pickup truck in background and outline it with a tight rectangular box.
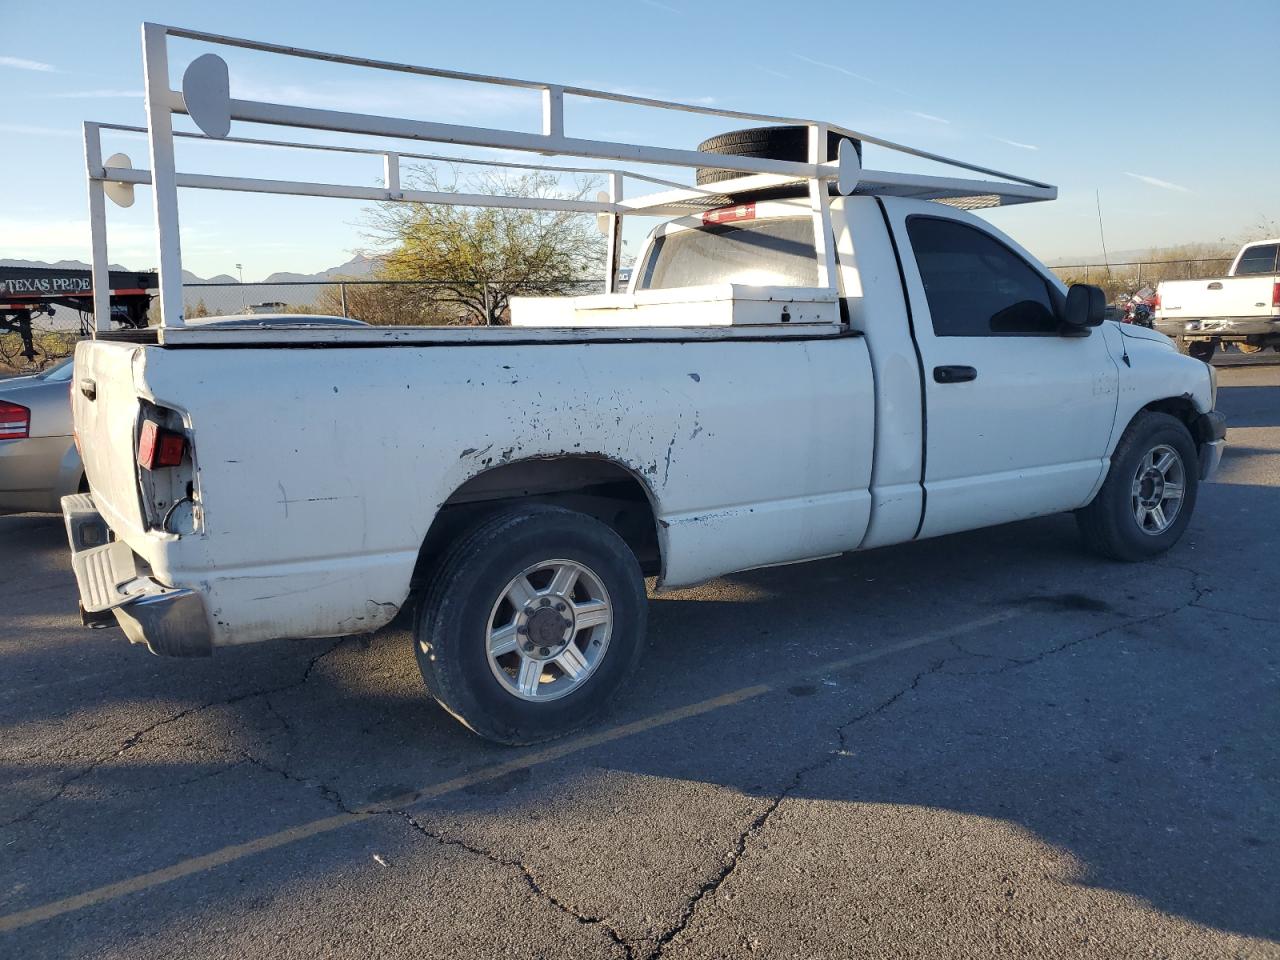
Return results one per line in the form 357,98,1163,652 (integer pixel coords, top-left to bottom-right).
1154,239,1280,360
62,26,1228,744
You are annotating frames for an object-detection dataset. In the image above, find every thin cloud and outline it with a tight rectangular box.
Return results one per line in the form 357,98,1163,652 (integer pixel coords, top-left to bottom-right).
1124,171,1190,193
0,123,77,138
579,81,716,108
236,78,534,119
46,89,143,99
993,136,1039,151
762,68,792,81
0,217,153,256
910,111,950,124
0,56,56,72
791,53,914,98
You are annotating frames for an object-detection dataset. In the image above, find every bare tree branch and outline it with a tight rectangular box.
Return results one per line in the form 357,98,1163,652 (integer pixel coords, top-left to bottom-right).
359,166,605,324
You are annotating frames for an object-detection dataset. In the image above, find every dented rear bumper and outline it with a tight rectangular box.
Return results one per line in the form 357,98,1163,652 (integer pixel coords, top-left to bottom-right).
62,492,213,656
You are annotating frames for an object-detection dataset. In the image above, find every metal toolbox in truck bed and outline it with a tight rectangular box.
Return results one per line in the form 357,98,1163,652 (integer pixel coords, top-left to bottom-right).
509,284,839,328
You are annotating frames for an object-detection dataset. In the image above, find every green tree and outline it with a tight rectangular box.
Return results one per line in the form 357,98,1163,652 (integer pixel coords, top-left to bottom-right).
362,166,605,325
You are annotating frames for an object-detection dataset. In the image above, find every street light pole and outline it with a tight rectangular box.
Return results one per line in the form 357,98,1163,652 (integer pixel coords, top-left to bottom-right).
235,263,245,312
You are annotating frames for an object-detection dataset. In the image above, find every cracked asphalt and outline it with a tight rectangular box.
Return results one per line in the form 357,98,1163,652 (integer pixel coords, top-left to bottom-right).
2,363,1278,959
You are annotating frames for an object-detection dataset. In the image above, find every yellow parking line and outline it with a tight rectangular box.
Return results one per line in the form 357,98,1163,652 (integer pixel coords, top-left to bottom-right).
0,607,1020,934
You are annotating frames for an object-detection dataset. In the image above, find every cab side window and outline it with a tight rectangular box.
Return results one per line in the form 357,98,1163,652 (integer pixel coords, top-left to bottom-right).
907,216,1058,336
1234,244,1279,275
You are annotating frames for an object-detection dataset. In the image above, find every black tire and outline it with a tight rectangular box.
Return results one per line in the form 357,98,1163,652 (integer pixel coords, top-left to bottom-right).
695,125,862,186
1177,336,1216,362
1076,411,1199,562
414,505,647,745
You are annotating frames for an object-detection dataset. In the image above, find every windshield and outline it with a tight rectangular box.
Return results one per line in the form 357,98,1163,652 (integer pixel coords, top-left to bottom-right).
37,358,73,382
636,217,818,290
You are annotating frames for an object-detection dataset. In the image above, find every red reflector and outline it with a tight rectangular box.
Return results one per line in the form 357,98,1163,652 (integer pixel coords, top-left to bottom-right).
138,420,185,469
702,202,756,226
0,400,30,440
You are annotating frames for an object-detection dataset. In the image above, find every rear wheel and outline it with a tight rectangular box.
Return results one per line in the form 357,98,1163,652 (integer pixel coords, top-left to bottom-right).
414,505,648,745
1076,411,1199,561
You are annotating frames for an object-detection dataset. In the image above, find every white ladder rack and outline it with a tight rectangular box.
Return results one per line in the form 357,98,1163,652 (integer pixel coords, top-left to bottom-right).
83,23,1056,331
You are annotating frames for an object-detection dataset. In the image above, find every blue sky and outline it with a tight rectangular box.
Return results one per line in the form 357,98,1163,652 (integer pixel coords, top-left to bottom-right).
2,0,1277,280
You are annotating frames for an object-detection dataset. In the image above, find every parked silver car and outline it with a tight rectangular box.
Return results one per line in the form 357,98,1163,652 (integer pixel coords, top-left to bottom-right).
0,358,82,514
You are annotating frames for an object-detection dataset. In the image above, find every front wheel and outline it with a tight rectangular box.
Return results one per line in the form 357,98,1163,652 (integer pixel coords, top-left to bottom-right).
1076,411,1199,562
414,505,648,745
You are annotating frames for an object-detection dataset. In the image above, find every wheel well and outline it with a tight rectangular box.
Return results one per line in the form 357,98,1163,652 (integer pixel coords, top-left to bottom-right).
412,456,662,590
1142,396,1199,437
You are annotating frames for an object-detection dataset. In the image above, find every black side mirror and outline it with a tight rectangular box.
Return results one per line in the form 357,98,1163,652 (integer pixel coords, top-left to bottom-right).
1061,283,1106,336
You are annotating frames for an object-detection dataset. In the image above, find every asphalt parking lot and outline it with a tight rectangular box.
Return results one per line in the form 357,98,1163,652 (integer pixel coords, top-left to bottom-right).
1,363,1278,959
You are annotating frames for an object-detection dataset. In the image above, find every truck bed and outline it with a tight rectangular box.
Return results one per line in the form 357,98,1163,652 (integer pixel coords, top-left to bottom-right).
72,328,873,648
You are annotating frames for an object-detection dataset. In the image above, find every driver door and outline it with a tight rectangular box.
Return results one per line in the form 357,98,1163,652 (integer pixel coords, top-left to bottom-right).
884,201,1119,539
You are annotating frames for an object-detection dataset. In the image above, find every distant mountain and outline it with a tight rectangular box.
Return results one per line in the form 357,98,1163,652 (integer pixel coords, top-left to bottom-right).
260,253,381,284
2,255,382,285
183,271,240,284
1,257,132,273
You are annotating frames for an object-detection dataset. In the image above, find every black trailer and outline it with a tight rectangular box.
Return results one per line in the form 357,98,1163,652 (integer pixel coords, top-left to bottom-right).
0,266,157,361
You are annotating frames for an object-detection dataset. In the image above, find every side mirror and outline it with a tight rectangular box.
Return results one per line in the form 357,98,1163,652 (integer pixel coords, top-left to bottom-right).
1061,283,1106,335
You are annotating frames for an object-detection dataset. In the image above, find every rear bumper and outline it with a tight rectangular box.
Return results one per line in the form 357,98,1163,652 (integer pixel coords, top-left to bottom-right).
61,492,213,656
1154,317,1280,338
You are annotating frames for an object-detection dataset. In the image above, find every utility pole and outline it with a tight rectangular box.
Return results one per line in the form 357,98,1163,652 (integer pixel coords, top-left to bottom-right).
236,263,246,312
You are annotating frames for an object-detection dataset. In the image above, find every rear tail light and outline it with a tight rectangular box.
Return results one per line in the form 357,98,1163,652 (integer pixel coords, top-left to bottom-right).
0,401,30,440
1152,291,1160,309
138,419,186,469
1272,282,1279,309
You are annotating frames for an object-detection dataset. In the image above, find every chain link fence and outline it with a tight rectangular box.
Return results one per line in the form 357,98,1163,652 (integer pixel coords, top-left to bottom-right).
1,278,605,374
187,260,1235,323
1048,258,1234,303
183,279,603,326
0,259,1247,374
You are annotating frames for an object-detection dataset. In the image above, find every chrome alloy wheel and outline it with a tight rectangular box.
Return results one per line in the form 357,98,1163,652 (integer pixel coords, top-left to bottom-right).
486,559,613,702
1131,444,1186,535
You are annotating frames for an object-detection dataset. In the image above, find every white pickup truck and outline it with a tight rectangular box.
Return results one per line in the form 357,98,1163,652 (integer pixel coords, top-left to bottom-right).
1154,239,1280,360
63,25,1227,744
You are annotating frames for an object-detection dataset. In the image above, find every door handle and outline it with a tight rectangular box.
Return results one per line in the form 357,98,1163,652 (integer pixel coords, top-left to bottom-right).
1207,282,1223,290
933,365,977,384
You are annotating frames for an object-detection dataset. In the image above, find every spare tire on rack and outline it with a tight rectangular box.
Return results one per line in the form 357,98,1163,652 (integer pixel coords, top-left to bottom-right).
695,125,862,187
